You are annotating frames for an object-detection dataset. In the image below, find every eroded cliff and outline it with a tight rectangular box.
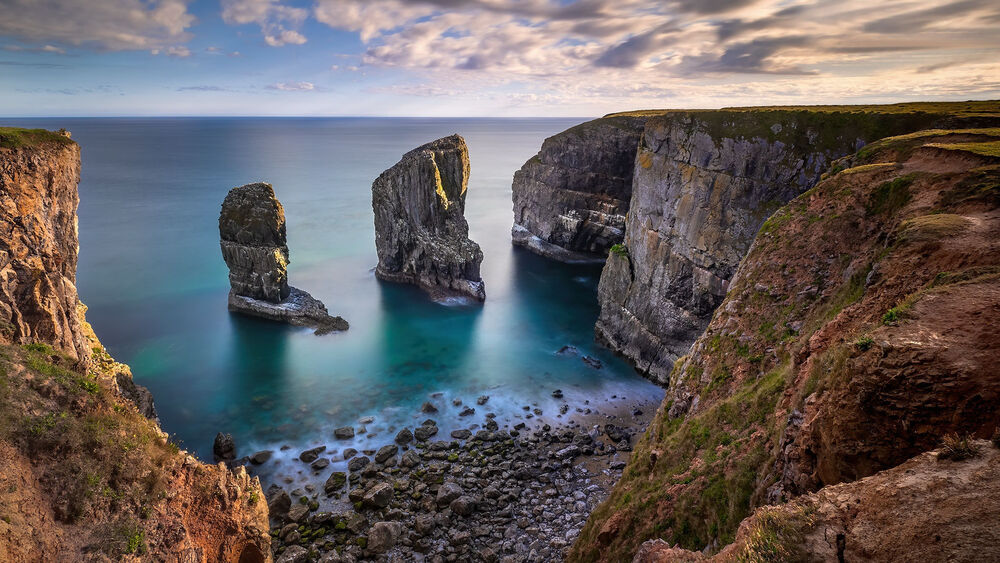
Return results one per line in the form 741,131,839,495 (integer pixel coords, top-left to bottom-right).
596,105,999,384
0,129,271,562
0,128,88,363
511,115,648,262
572,124,1000,561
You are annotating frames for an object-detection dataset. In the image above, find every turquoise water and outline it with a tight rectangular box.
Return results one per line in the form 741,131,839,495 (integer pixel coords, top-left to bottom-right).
5,118,663,479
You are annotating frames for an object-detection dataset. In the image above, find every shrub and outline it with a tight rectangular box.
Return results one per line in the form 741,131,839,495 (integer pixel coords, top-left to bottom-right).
610,243,629,258
939,433,980,461
855,336,874,351
881,308,901,325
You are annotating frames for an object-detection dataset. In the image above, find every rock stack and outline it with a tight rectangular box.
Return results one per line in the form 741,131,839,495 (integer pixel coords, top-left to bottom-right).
220,182,347,333
372,135,485,301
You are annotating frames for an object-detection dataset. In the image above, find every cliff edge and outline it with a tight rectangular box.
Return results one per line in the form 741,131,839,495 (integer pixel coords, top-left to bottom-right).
573,123,1000,561
0,129,272,562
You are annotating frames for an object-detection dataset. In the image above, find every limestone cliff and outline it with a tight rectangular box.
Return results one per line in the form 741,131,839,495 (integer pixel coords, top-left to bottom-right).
0,128,88,363
372,134,485,300
0,128,271,562
596,105,1000,384
511,115,648,262
572,123,1000,561
220,182,347,333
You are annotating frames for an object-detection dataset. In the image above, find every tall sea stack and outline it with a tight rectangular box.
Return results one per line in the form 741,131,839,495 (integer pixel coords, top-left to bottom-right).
220,182,348,333
372,135,485,301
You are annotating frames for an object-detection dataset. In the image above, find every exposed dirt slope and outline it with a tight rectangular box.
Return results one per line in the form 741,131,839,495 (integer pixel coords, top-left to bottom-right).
572,128,1000,561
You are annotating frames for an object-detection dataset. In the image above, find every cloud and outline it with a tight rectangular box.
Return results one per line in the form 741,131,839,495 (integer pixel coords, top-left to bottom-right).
177,85,230,91
221,0,308,46
681,35,817,74
152,45,191,57
3,44,67,54
0,0,194,51
266,81,316,91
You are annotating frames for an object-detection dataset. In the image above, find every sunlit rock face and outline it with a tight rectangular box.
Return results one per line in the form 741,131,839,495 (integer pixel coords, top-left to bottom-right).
0,131,89,362
219,182,290,303
372,134,485,301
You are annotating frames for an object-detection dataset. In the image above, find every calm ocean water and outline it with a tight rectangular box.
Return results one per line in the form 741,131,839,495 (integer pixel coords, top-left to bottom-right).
5,117,663,483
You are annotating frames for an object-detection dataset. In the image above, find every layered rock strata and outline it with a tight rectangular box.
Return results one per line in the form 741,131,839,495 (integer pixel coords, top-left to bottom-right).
220,182,347,333
595,108,997,384
573,125,1000,561
372,135,485,300
511,114,648,262
0,129,89,362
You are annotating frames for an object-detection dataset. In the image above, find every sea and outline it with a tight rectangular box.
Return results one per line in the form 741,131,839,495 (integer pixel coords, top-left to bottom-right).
3,117,664,487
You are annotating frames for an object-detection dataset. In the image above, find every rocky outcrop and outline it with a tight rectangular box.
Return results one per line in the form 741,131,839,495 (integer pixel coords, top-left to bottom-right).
573,124,1000,561
595,108,999,384
372,135,485,300
220,182,347,333
634,442,1000,563
0,128,271,562
511,114,648,262
0,129,88,363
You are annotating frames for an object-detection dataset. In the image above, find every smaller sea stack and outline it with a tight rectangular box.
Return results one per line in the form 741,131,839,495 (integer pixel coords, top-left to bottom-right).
220,182,347,333
372,135,485,301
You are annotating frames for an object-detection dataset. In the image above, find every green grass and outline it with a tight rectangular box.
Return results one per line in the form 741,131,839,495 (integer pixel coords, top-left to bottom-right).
0,127,75,149
867,175,914,216
926,140,1000,157
606,101,1000,119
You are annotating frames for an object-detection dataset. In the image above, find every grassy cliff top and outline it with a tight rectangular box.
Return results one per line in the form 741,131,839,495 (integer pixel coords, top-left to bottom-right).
605,100,1000,119
0,127,76,149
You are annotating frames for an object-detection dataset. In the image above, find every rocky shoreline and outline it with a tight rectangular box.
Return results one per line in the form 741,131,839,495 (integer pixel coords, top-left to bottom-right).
243,392,659,562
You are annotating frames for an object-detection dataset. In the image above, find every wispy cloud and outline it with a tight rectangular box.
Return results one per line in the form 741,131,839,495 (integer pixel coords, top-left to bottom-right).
266,81,316,91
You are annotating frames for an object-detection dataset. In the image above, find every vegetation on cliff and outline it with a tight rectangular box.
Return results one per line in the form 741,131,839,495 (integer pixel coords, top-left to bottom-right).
0,127,74,149
574,126,1000,561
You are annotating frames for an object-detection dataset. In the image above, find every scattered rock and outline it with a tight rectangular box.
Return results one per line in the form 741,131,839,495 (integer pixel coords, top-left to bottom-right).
363,482,394,508
213,432,235,462
334,426,355,439
476,395,489,405
395,428,413,444
299,446,326,463
375,444,398,464
324,472,347,494
249,450,273,465
367,521,402,553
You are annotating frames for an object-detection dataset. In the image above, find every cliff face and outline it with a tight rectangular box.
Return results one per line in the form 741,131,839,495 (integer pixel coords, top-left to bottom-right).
511,115,647,262
373,135,485,300
573,125,1000,561
0,130,88,363
0,129,271,562
596,108,997,384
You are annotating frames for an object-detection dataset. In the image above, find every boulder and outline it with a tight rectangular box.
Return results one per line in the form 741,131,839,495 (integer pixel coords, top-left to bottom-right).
213,432,235,462
367,521,402,553
363,482,394,508
436,482,463,506
372,135,485,301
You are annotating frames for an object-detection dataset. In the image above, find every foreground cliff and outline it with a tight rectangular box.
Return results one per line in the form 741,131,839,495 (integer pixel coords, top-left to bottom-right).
373,135,485,301
595,103,1000,384
573,125,1000,560
0,129,271,562
512,114,649,261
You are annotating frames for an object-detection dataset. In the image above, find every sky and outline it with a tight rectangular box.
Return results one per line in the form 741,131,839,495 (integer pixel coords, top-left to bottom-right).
0,0,998,117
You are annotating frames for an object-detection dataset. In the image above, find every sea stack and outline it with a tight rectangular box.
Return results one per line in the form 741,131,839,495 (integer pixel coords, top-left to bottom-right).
372,135,485,301
220,182,348,333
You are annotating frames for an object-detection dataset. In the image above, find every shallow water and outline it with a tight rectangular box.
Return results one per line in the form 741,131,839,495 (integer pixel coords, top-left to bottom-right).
5,117,664,479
